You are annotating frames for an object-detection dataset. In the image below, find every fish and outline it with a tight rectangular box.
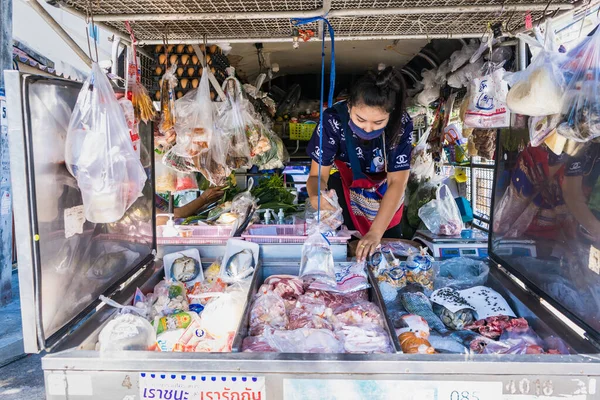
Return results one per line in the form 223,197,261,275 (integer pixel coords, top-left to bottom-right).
428,334,469,354
171,255,200,283
400,291,449,334
224,249,255,281
447,330,496,354
433,303,475,330
89,250,128,279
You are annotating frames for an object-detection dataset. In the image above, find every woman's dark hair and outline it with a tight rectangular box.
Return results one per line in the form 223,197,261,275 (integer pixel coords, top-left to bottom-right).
348,66,407,146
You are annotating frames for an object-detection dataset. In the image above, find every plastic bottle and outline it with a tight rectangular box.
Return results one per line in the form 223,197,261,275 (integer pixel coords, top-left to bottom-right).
278,208,285,225
264,209,272,225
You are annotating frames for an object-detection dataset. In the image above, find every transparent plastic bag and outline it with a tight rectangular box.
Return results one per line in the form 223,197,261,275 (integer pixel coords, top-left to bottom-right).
249,291,288,335
262,328,343,353
421,68,437,89
253,130,289,170
300,230,336,287
449,40,479,72
448,59,485,89
435,60,451,85
434,257,490,290
155,154,176,192
528,114,561,147
418,184,464,236
310,261,371,294
175,171,199,191
158,64,178,141
337,324,393,354
557,24,600,142
305,189,344,232
172,70,214,157
506,31,566,117
417,85,440,106
464,66,510,128
97,313,156,352
65,63,147,223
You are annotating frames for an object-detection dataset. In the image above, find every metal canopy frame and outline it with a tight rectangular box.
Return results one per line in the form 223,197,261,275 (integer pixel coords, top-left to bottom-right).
50,0,582,44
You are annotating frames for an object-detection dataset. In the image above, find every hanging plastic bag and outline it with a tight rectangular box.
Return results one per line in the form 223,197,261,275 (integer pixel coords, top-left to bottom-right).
410,128,434,181
65,63,147,223
506,31,566,117
305,189,344,233
253,130,289,170
435,60,451,85
556,24,600,142
172,70,214,157
417,85,441,106
471,129,497,160
158,64,178,143
421,68,437,89
418,184,464,236
155,154,176,192
464,65,510,128
528,114,561,147
449,40,479,72
175,172,199,191
300,228,336,287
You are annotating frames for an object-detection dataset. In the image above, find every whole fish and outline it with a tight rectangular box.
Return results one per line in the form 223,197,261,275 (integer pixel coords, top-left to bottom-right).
428,334,469,354
400,291,448,334
447,330,495,354
223,249,255,281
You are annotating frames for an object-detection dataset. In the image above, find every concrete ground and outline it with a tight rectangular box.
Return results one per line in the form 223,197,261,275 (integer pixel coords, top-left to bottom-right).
0,271,46,399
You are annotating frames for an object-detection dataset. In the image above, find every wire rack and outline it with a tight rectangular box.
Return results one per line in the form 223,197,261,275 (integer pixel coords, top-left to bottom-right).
59,0,577,41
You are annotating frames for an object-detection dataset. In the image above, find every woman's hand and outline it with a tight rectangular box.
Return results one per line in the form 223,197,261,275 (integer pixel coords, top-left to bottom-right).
200,186,225,204
356,230,384,262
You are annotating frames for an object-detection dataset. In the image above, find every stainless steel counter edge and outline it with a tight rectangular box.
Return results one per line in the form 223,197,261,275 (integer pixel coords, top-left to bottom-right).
42,350,600,375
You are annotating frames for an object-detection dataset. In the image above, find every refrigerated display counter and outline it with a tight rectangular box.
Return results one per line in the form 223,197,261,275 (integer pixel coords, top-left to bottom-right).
6,70,600,400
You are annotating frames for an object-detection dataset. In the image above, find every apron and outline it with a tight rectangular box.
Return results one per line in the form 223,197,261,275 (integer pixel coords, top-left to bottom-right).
332,103,404,236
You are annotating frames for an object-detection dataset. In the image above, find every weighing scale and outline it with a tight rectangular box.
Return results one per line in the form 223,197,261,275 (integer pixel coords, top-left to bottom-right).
413,229,489,258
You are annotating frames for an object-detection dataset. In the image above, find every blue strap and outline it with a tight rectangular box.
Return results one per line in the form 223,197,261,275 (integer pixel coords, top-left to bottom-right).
293,16,335,222
333,102,367,181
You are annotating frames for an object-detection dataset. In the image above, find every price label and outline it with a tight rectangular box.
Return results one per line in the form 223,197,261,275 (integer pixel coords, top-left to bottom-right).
139,373,266,400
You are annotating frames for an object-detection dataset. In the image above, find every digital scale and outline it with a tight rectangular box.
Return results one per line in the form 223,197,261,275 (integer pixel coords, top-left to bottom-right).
413,229,489,259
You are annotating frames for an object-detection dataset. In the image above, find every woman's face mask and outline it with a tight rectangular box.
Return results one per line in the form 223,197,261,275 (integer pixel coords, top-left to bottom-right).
348,104,390,140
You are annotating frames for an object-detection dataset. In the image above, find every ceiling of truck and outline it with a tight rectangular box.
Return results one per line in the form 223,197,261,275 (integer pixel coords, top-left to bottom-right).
53,0,580,43
229,39,428,79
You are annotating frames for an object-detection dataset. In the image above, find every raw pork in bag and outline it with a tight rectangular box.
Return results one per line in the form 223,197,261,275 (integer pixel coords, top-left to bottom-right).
557,24,600,142
464,66,510,128
418,184,464,236
65,63,147,223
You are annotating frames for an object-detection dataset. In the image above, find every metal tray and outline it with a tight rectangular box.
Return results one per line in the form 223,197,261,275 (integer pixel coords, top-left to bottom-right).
231,262,401,353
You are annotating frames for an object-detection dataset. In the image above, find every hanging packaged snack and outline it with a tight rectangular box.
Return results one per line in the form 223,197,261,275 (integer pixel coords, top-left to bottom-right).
159,64,179,144
464,65,511,128
556,24,600,142
418,184,464,237
175,171,199,192
471,129,497,160
506,30,566,117
65,63,147,223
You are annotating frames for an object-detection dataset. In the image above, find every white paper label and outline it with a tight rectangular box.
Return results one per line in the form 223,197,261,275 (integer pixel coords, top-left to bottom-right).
64,205,85,238
284,379,502,400
588,246,600,275
139,373,265,400
47,373,93,396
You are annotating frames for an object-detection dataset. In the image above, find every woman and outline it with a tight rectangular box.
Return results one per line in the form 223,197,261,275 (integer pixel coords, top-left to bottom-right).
306,67,413,261
156,186,224,225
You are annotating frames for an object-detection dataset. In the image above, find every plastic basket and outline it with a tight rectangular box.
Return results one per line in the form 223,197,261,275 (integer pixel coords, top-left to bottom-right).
289,122,317,141
156,225,234,245
242,224,351,244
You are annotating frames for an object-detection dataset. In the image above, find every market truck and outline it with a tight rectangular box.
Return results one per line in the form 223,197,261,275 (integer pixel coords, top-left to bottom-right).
5,0,600,398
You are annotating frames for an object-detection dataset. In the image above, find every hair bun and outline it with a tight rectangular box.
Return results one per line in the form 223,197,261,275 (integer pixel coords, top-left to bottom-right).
376,67,402,92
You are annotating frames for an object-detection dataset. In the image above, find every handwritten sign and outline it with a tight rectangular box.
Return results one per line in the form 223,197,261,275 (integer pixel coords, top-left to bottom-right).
139,373,265,400
284,379,502,400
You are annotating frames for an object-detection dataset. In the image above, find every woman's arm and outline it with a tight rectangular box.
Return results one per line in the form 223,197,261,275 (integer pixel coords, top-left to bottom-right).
562,175,600,238
174,186,225,219
356,170,409,260
307,160,334,210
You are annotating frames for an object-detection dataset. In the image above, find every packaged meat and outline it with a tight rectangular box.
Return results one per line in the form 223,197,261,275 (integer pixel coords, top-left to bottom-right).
263,328,344,354
418,185,464,237
338,325,393,354
300,230,336,287
287,295,333,330
465,315,529,339
333,301,385,328
242,335,276,352
310,261,371,294
260,275,304,303
249,291,288,336
304,288,369,309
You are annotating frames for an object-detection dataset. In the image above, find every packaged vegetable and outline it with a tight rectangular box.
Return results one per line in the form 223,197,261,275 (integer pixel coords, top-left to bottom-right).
434,257,490,290
464,66,510,128
65,63,147,223
97,314,156,352
556,25,600,142
153,311,194,335
418,185,464,236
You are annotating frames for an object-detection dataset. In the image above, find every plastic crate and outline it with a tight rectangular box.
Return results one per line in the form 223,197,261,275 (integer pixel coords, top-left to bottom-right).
289,122,317,141
242,224,351,244
156,225,234,245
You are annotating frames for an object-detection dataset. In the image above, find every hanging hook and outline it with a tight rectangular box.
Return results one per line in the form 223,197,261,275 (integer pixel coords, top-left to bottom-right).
85,0,99,63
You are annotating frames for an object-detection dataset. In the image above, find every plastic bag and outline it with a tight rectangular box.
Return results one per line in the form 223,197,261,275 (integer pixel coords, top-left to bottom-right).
418,185,464,236
65,63,147,223
417,85,440,106
449,40,479,72
448,59,485,89
155,154,176,192
506,32,566,116
470,129,497,160
97,313,156,352
310,261,371,293
249,291,288,335
158,64,178,141
421,68,437,89
300,231,336,287
434,257,490,290
305,189,344,233
253,130,289,170
435,60,451,85
337,324,393,354
410,127,434,181
528,114,561,147
175,172,199,191
262,328,344,353
201,289,248,339
556,25,600,142
464,67,510,128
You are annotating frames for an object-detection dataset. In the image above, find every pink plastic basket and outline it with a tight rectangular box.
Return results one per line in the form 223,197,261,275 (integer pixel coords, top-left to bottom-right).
242,224,351,244
156,225,235,245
